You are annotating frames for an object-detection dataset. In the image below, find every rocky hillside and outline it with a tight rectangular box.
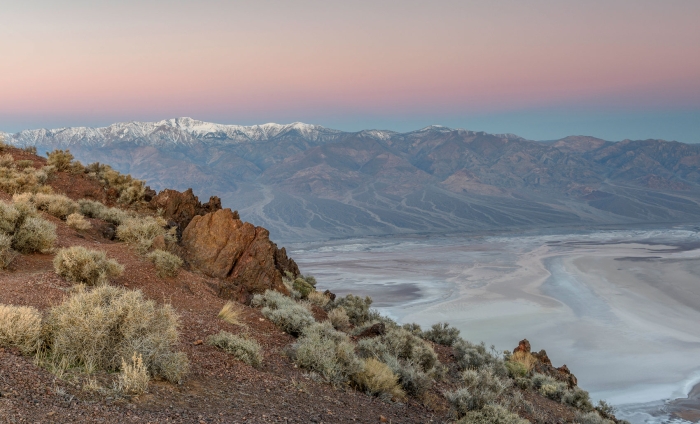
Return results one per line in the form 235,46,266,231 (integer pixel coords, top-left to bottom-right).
0,144,631,423
4,118,700,241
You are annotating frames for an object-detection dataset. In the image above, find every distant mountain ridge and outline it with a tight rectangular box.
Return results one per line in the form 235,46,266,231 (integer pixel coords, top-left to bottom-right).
3,118,700,241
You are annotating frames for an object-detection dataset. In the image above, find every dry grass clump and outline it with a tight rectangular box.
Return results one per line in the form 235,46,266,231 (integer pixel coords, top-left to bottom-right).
12,216,56,253
218,301,243,326
0,304,42,354
46,149,74,171
23,146,37,155
292,321,362,383
66,213,92,230
0,153,13,167
307,291,330,308
43,285,188,381
251,290,315,336
328,307,350,331
453,339,501,370
355,325,440,397
0,233,18,269
207,331,262,368
117,216,174,254
117,353,149,395
146,249,183,278
353,358,405,400
53,246,124,286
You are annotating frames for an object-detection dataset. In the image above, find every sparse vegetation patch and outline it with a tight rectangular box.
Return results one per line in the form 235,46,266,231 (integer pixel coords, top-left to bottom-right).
53,246,124,286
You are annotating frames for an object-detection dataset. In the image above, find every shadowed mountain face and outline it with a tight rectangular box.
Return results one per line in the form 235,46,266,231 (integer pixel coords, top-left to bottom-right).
4,118,700,241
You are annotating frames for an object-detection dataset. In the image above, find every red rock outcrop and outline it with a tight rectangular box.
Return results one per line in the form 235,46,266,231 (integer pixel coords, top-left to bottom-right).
181,208,300,303
513,339,578,388
149,188,222,233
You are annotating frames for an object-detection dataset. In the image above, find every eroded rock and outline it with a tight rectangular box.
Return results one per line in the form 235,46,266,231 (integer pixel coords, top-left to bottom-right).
149,188,222,233
182,208,300,303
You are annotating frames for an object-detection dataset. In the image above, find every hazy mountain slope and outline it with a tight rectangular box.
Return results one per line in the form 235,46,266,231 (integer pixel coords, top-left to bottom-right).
4,118,700,241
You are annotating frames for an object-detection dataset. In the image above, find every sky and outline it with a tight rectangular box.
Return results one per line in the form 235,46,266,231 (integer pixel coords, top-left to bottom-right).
1,0,699,142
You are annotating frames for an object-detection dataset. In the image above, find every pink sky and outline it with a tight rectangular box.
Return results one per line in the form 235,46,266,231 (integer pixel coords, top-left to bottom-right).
1,1,699,140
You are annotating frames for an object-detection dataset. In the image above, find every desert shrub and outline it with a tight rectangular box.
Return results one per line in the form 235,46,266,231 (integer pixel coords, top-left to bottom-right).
353,358,405,399
576,411,615,424
307,291,330,308
596,400,617,418
0,154,13,167
53,246,124,285
0,164,46,194
292,321,362,383
31,193,79,219
78,199,131,225
333,294,378,326
117,353,149,395
328,307,350,331
446,367,511,417
251,290,315,336
505,360,529,379
422,322,460,346
292,278,314,299
453,339,501,370
43,285,188,381
146,249,182,278
383,355,433,397
218,301,243,326
532,373,567,401
66,213,92,230
402,322,423,336
23,146,37,155
0,304,42,354
87,163,146,205
455,404,529,424
117,216,173,253
563,387,594,411
15,159,34,169
46,149,74,171
0,233,17,269
207,331,262,368
0,201,21,233
12,216,56,253
382,327,438,371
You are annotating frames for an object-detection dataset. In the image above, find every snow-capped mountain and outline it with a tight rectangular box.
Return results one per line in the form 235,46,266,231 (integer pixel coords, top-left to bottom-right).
1,117,344,148
2,118,699,242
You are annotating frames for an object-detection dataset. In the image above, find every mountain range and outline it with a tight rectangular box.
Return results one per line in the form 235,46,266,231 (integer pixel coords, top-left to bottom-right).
4,117,700,241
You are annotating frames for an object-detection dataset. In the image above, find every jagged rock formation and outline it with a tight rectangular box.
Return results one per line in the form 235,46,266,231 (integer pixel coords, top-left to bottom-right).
149,188,222,231
514,339,578,388
181,208,300,303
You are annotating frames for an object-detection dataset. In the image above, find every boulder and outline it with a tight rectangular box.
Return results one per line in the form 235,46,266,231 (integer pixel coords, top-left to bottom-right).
513,340,578,388
149,188,222,233
182,208,300,303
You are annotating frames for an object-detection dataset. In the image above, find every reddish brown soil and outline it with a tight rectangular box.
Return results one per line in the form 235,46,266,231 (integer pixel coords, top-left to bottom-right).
0,148,590,423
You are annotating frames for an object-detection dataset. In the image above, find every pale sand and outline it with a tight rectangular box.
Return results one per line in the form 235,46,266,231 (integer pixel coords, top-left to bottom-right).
396,241,700,408
292,230,700,422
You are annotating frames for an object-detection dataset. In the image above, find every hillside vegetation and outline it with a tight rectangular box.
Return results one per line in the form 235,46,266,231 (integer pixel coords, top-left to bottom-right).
0,139,628,423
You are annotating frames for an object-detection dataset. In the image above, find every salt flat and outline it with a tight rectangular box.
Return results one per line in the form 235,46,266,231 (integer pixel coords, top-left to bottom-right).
290,226,700,423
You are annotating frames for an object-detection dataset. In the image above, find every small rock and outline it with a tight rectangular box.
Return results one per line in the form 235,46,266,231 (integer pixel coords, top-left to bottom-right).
380,415,388,422
193,340,203,346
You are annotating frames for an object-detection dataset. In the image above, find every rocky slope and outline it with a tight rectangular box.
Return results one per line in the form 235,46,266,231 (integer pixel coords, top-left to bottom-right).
4,118,700,241
0,145,632,423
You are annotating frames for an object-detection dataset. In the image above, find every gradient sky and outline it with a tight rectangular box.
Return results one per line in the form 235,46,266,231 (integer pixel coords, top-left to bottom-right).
1,0,699,141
